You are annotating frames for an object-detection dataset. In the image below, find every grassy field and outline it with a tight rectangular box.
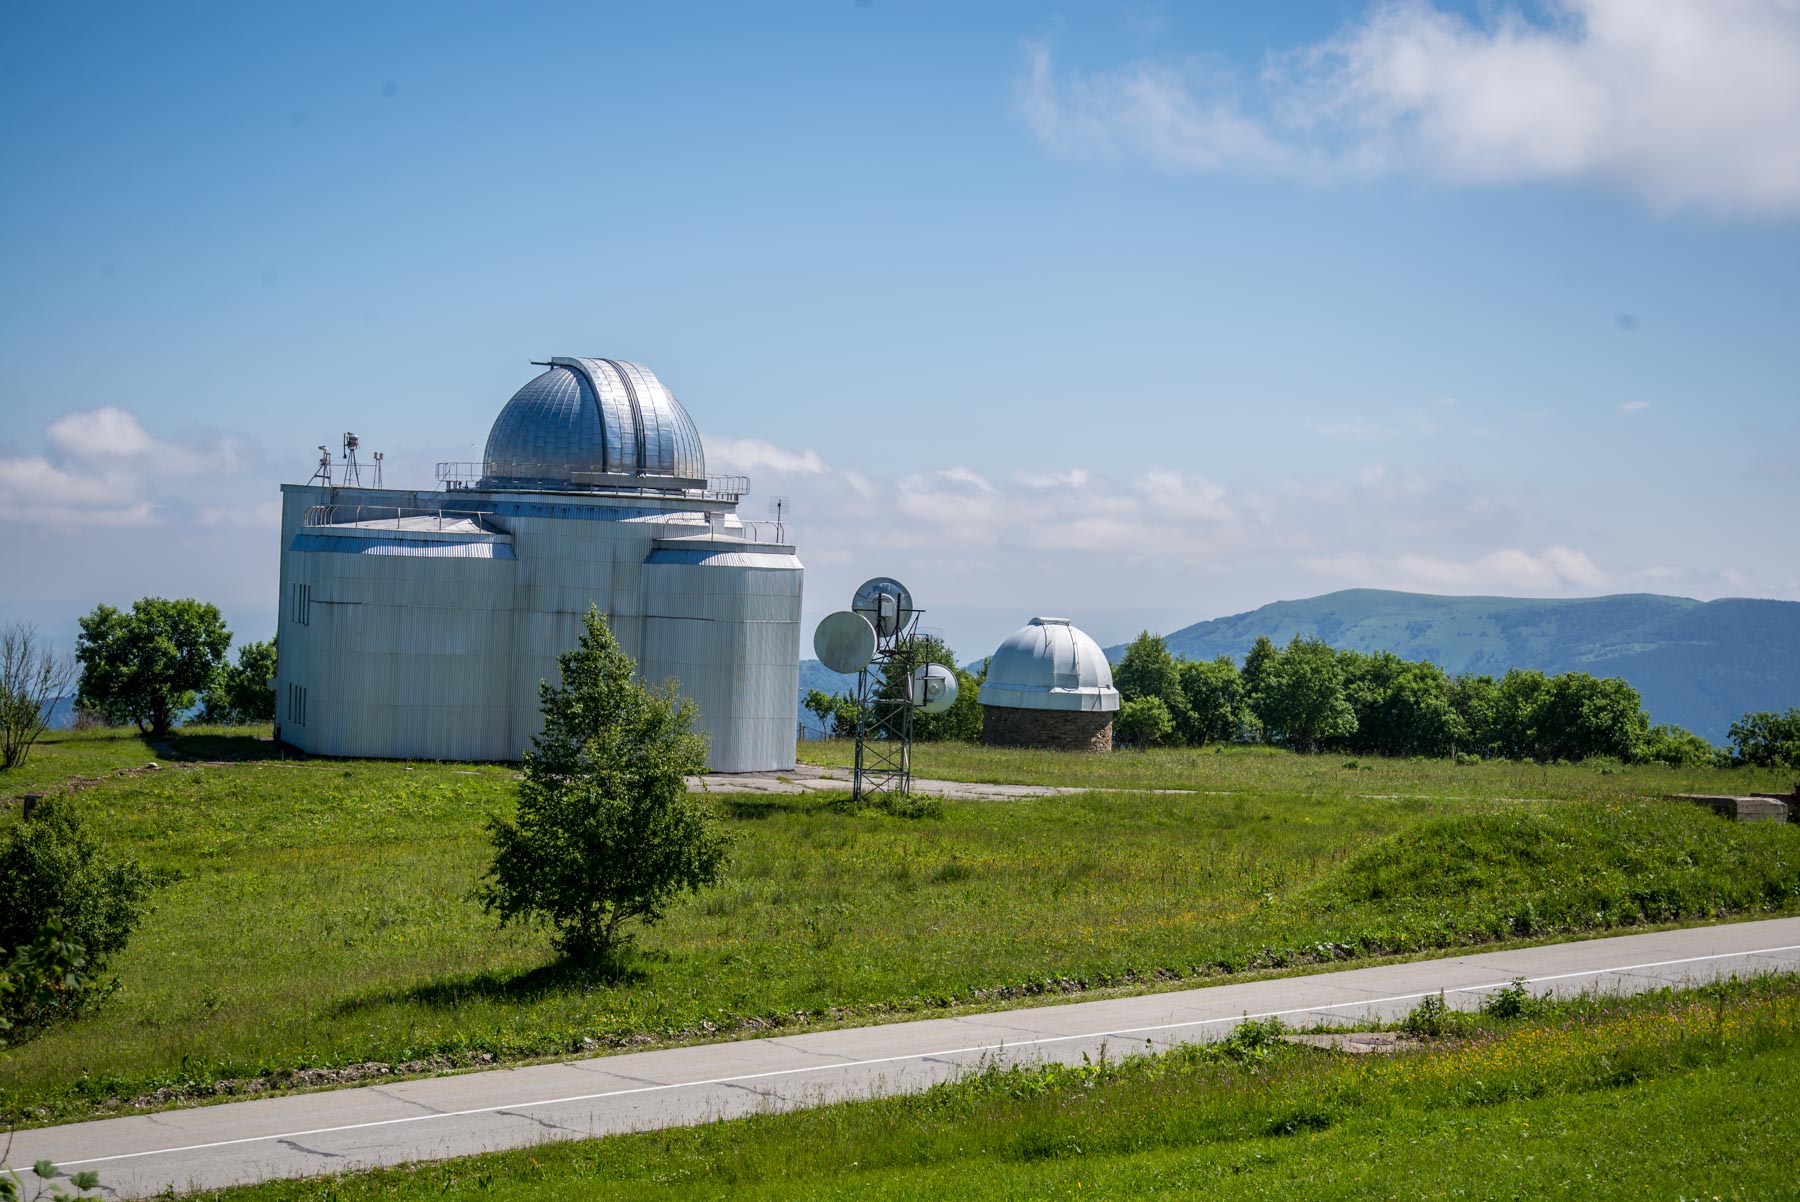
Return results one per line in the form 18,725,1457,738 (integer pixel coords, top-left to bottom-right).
187,974,1800,1201
2,728,1798,1126
799,736,1800,797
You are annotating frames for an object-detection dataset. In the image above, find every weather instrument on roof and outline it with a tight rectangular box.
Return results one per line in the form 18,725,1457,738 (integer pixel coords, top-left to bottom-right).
811,575,945,803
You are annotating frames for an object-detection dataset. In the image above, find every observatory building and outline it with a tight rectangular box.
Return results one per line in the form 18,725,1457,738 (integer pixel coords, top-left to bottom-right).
977,617,1120,752
272,357,803,772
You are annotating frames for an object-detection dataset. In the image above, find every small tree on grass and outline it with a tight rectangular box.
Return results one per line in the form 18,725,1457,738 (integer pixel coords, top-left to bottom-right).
1,623,74,770
480,608,728,969
200,638,278,724
74,598,231,738
0,799,152,1042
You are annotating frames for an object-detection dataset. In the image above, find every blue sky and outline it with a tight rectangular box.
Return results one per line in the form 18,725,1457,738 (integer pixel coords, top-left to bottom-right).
3,1,1797,660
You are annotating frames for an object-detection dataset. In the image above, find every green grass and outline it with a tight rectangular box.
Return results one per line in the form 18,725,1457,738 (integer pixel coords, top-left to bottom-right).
799,737,1800,798
0,723,280,798
2,728,1797,1126
189,974,1800,1201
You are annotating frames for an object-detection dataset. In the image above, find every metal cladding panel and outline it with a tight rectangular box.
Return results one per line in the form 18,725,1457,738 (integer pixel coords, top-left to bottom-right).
275,482,800,771
481,367,608,479
641,558,802,773
478,357,706,488
290,534,515,559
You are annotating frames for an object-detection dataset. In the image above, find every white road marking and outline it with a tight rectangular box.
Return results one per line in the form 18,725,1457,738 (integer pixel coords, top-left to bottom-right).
16,941,1799,1172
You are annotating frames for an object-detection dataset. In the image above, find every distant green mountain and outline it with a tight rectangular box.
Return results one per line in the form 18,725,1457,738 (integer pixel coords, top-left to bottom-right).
1104,589,1800,743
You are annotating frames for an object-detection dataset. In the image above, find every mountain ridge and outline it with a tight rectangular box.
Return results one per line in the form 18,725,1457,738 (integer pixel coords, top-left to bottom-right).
1099,589,1800,743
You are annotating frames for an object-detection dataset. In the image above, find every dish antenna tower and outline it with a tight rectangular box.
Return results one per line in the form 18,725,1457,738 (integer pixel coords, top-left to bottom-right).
812,576,957,803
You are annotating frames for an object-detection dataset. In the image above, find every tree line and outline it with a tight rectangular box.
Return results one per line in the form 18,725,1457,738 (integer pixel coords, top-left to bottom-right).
803,635,987,744
1111,631,1796,768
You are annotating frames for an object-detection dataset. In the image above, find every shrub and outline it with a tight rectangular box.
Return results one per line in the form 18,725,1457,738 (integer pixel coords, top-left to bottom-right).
1114,697,1175,748
75,598,232,737
480,608,728,969
0,800,153,1040
1479,977,1546,1020
1401,992,1474,1038
200,637,277,724
1729,709,1800,769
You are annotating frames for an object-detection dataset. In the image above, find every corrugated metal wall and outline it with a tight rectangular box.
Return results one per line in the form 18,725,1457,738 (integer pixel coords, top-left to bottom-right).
273,484,803,770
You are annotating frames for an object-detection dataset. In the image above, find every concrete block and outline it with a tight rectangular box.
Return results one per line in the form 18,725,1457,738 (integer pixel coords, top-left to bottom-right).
1669,794,1791,822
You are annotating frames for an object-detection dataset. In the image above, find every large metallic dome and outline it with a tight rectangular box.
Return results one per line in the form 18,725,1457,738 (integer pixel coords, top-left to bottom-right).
480,357,706,490
977,617,1121,713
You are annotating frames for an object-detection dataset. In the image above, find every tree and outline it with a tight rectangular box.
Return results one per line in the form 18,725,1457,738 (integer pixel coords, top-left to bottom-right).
1114,696,1174,748
875,636,984,743
1642,723,1725,768
479,608,728,968
1338,650,1464,758
1,623,74,770
1255,636,1357,753
1115,632,1189,737
1,799,152,1040
1177,656,1247,745
1535,672,1649,762
1728,709,1800,768
803,689,862,738
1484,669,1553,760
1449,673,1500,757
200,638,278,725
1240,636,1280,741
74,598,232,738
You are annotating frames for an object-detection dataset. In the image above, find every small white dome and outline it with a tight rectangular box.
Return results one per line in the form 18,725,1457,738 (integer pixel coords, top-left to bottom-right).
977,617,1120,713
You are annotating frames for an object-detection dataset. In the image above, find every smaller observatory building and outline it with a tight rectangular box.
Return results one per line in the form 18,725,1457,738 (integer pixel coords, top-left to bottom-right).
977,617,1120,752
273,357,803,772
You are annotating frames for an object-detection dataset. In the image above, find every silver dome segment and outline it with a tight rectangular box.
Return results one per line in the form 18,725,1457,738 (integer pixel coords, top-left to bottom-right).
977,616,1121,713
479,357,706,490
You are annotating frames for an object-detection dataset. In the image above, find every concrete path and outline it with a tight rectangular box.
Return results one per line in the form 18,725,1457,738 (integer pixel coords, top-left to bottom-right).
11,918,1800,1198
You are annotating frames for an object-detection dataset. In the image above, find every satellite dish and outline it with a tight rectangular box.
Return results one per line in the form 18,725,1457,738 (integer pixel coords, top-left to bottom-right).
908,663,959,714
814,611,877,674
852,577,913,639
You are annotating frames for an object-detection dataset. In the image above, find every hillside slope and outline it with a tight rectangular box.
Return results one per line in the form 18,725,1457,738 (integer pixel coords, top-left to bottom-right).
1107,590,1800,742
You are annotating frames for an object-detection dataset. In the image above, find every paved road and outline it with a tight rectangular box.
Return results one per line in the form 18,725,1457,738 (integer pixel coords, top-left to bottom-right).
11,917,1800,1198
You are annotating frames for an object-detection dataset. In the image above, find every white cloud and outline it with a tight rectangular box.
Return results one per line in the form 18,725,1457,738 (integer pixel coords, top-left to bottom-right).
1390,544,1609,592
1619,400,1651,413
705,436,827,476
938,466,997,493
1018,468,1091,489
1020,0,1800,217
45,407,159,459
0,406,253,531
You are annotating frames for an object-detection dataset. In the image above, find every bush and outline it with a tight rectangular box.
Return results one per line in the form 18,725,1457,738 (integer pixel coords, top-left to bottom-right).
75,598,232,737
0,800,153,1040
200,637,277,725
480,608,728,969
1114,696,1175,748
1729,709,1800,769
1401,992,1474,1038
1479,977,1547,1020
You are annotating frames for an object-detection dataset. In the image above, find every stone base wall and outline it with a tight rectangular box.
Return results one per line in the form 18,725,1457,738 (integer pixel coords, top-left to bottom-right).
982,705,1113,753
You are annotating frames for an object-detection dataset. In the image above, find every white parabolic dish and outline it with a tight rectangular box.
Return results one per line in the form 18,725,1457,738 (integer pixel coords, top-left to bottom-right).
852,576,913,639
908,662,959,714
814,610,877,674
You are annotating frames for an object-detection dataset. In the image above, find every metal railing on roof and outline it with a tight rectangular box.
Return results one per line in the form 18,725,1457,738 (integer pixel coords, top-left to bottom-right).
655,515,791,545
434,462,749,502
303,504,494,531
